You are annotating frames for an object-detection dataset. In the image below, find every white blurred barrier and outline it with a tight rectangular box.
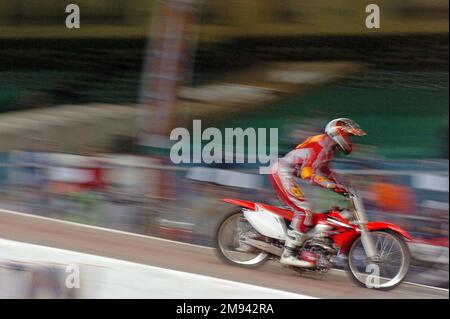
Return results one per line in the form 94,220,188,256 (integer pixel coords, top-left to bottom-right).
0,238,315,299
0,261,82,298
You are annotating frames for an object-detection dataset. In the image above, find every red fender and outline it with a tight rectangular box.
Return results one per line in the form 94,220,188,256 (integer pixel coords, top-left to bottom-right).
221,198,296,220
333,221,413,253
366,221,413,241
222,198,256,210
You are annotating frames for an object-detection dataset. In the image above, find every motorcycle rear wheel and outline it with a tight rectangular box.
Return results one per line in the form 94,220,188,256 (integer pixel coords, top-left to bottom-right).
215,210,270,268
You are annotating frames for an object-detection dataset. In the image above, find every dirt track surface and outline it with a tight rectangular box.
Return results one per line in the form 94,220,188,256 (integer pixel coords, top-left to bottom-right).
0,209,447,299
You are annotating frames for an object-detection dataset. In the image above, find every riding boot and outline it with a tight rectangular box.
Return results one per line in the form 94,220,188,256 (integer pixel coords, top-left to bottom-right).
280,229,315,267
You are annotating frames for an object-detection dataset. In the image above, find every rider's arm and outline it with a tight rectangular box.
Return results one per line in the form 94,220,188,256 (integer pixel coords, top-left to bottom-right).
320,166,349,195
297,148,347,195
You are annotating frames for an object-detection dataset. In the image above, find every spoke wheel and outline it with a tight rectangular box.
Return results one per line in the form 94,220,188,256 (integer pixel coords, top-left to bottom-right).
215,211,269,267
347,230,410,290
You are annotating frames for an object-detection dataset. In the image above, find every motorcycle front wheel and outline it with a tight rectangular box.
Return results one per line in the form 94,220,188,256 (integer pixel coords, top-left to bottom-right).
346,230,410,290
215,210,270,268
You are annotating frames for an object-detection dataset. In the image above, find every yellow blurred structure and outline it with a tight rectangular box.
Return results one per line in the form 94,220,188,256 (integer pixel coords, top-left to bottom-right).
0,0,447,39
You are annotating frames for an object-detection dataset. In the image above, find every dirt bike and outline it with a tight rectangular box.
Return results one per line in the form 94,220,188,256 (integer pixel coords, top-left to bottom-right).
215,191,412,290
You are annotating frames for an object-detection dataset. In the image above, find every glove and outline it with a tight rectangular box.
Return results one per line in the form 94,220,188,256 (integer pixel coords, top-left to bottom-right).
334,186,350,197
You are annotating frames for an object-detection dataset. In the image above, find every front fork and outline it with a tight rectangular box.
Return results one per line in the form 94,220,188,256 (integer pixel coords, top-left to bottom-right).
359,225,379,261
351,195,378,261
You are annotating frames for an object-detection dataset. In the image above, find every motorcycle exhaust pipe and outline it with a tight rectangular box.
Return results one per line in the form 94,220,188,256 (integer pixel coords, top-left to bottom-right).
242,238,283,256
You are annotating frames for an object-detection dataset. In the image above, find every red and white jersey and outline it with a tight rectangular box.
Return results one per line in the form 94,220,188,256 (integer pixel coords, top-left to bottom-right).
279,134,339,189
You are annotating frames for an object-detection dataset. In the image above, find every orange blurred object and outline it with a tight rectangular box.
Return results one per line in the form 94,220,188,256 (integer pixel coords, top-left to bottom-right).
369,181,416,214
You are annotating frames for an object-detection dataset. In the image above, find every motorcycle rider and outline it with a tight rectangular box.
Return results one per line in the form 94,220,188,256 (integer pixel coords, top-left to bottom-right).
270,118,366,267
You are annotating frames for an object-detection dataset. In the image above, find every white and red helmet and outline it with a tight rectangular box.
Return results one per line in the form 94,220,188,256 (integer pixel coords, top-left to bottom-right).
325,118,366,154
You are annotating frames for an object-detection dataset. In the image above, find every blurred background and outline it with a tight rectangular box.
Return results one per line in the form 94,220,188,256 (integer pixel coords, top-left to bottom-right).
0,0,448,294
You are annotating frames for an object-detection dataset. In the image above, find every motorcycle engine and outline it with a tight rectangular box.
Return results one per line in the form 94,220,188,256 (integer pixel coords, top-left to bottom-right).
304,237,337,271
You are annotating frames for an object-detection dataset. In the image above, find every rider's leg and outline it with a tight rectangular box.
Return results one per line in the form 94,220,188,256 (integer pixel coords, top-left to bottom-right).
281,197,317,267
270,169,316,267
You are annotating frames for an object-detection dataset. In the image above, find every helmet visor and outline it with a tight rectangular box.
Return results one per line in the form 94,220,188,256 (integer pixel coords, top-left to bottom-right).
341,120,367,136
